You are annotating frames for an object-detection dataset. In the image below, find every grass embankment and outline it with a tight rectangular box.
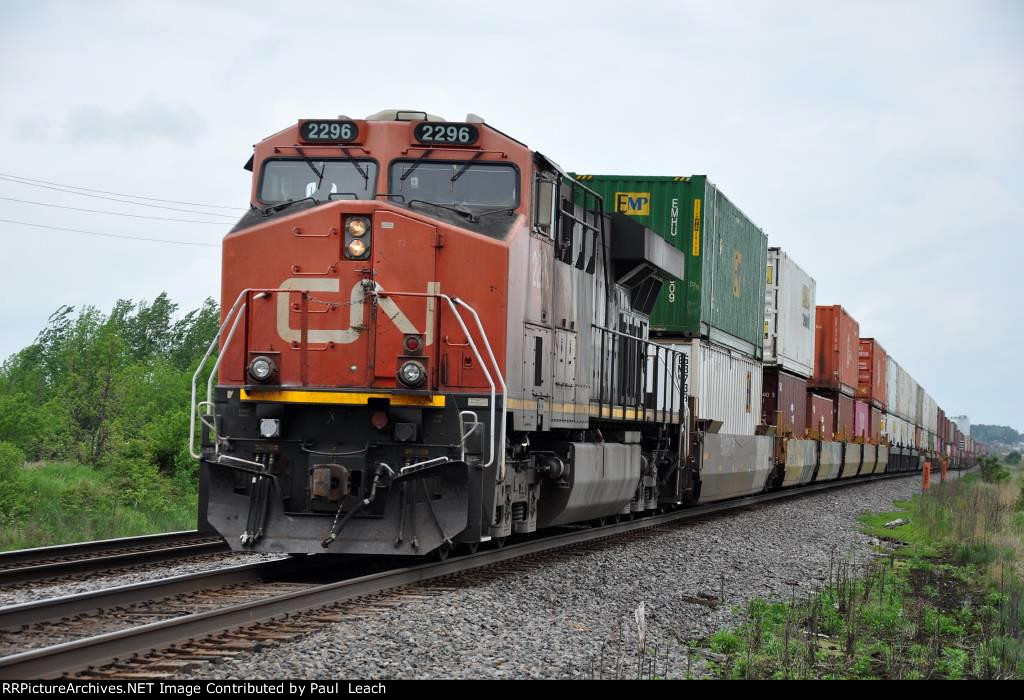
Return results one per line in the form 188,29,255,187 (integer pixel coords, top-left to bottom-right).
704,461,1024,679
0,445,196,551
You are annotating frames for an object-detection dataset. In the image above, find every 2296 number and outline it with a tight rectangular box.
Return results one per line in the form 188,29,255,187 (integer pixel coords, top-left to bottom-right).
414,122,478,145
300,120,359,143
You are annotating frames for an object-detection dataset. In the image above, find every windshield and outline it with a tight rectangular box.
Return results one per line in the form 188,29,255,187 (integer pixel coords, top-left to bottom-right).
259,159,377,203
388,161,518,208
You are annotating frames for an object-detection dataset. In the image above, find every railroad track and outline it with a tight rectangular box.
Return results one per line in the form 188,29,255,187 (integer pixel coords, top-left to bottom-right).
0,531,228,586
0,471,931,679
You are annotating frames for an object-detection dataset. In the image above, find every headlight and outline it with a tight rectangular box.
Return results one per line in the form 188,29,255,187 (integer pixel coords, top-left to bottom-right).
346,216,369,237
347,238,367,258
248,356,276,382
397,360,426,388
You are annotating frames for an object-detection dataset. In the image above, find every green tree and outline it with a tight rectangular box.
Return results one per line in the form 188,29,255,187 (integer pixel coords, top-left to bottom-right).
1007,451,1021,465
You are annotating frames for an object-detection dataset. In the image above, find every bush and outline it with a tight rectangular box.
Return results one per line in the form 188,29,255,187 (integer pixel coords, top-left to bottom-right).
979,456,1010,483
0,441,24,475
1007,451,1021,465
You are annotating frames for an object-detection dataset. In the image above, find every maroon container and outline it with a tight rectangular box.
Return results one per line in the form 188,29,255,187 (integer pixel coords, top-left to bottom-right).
807,393,834,439
834,393,854,440
812,306,860,396
857,338,887,409
762,366,808,437
853,400,870,440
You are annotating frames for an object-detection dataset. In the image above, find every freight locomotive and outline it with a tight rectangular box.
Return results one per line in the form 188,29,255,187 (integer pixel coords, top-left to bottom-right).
191,110,977,557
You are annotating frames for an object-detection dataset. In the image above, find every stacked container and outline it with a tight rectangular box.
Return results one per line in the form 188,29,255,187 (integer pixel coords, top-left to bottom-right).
761,248,815,439
578,174,769,438
664,339,762,436
764,248,815,377
857,338,887,409
853,400,870,440
574,174,768,358
807,393,834,439
811,306,859,396
762,366,808,437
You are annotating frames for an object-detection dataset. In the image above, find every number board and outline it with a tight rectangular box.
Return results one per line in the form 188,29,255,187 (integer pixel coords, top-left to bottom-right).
413,122,479,146
299,120,360,143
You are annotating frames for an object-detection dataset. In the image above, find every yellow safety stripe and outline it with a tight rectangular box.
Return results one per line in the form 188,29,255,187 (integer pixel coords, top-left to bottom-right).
240,389,446,408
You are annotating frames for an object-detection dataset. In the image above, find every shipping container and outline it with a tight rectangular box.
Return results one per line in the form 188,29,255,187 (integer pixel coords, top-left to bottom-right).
834,392,854,440
811,306,860,396
664,338,763,435
885,357,917,422
921,392,938,434
881,412,913,447
764,248,816,377
871,406,882,443
853,400,870,440
856,338,887,408
807,393,835,439
574,174,767,357
761,366,808,437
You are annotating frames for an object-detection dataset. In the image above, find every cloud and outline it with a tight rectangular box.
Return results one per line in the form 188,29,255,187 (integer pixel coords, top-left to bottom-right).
65,100,203,145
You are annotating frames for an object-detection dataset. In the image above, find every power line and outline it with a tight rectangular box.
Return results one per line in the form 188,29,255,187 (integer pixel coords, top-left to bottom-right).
0,218,219,248
0,172,246,212
0,175,241,219
0,196,232,225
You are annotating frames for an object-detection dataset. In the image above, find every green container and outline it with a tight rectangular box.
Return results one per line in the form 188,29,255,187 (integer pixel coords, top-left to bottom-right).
574,174,767,358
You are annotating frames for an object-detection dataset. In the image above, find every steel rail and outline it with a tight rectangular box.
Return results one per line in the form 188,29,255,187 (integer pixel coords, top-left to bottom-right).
0,534,227,585
0,470,927,679
0,558,302,630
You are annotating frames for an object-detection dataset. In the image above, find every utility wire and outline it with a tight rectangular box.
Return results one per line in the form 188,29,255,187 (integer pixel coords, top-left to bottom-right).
0,175,241,219
0,218,219,248
0,172,246,212
0,196,231,225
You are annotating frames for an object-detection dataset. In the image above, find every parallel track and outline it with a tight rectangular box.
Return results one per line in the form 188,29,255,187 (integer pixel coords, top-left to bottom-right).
0,532,228,586
0,470,928,679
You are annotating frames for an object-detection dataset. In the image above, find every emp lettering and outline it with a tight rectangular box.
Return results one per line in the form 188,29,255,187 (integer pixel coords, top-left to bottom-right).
614,191,651,216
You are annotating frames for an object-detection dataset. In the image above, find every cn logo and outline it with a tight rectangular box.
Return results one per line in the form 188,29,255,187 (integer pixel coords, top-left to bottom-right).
275,278,439,345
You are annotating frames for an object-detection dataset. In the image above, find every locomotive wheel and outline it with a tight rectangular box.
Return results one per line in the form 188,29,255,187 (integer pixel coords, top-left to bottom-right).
459,542,479,555
492,536,506,549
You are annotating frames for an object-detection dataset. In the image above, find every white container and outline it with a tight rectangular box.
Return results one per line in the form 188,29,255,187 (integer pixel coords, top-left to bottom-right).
885,357,917,422
763,248,816,378
666,338,763,436
922,392,938,434
882,412,913,447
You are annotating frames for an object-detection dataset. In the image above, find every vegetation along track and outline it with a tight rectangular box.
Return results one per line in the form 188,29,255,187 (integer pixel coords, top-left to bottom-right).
0,531,227,586
0,472,923,679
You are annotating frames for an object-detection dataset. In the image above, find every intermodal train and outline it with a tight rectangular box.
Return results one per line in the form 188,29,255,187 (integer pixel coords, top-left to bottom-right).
191,110,976,557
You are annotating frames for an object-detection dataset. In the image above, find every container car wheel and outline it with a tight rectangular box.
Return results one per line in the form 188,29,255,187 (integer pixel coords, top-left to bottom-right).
459,542,479,555
492,536,506,549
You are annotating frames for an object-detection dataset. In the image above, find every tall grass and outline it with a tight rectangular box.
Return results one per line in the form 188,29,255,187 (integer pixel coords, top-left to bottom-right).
704,464,1024,679
0,461,196,551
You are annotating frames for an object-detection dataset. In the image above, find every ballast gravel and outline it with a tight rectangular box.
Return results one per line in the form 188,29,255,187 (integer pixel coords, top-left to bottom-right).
0,552,286,607
171,474,946,680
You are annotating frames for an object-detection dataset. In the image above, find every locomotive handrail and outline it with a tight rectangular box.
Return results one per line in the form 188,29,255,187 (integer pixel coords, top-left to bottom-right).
452,297,508,481
189,287,291,461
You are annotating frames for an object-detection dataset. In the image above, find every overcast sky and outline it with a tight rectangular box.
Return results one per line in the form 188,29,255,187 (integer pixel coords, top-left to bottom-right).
0,1,1021,430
